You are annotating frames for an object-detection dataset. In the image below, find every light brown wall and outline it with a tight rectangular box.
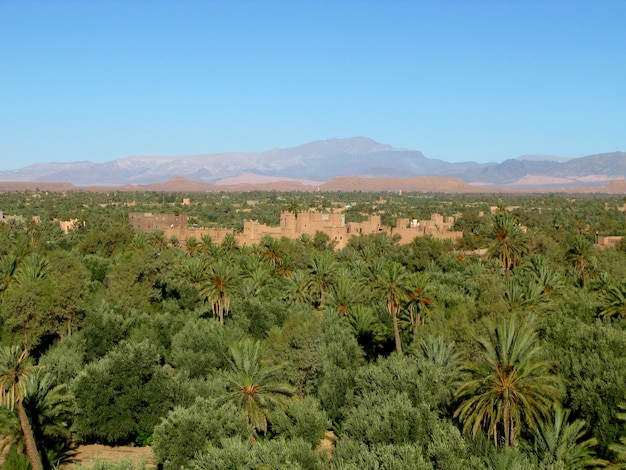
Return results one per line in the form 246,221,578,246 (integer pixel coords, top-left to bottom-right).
129,211,462,249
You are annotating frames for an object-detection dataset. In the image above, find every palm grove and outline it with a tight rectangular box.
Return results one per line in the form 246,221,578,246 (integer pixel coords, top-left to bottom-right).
1,190,626,469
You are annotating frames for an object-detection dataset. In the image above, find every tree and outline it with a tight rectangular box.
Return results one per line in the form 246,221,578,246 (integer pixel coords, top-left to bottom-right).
598,282,626,319
221,233,240,253
271,396,330,447
169,318,229,378
14,252,50,285
487,211,528,279
23,371,73,468
180,255,209,287
530,402,606,469
306,252,338,308
257,235,284,269
72,341,179,445
152,397,251,470
609,402,626,467
454,316,562,447
285,269,314,305
565,236,593,287
520,255,562,297
372,261,411,355
221,339,294,435
200,259,239,326
265,309,323,399
47,250,89,338
403,272,433,337
327,273,364,315
0,254,18,298
0,274,56,352
184,236,200,256
0,346,44,470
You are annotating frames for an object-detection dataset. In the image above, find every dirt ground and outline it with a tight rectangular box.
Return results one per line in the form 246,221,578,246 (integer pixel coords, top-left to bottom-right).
59,444,155,468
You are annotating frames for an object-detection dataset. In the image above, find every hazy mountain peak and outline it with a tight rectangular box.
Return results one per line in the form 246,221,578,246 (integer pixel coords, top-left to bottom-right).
276,136,398,157
517,154,572,163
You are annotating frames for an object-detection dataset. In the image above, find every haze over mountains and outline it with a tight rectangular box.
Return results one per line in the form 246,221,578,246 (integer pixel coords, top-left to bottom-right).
1,137,624,191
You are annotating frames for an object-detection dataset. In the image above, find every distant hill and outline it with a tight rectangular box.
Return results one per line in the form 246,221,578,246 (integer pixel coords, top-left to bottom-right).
517,154,572,163
93,175,480,193
443,151,626,187
0,137,624,191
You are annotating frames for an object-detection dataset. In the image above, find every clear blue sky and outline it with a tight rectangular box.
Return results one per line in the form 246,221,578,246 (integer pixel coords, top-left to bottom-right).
1,0,625,171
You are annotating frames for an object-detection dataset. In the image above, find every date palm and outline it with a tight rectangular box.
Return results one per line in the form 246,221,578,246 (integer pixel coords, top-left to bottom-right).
307,252,338,308
258,235,283,269
372,261,411,355
200,260,239,326
327,273,364,315
403,272,433,337
0,254,18,298
221,339,294,435
598,282,626,319
199,234,218,256
487,211,528,279
221,233,240,253
531,402,606,469
609,402,626,467
185,236,200,256
180,256,208,287
454,316,562,447
14,253,49,286
0,346,44,470
566,236,593,287
520,255,562,297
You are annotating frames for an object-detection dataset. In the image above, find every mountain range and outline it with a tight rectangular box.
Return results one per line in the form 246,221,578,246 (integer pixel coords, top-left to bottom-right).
1,137,624,192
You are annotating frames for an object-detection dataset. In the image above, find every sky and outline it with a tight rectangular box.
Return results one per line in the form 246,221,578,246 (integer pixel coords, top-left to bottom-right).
1,0,625,171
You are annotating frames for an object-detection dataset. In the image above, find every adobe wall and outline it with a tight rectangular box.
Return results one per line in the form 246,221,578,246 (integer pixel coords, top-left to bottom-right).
129,212,188,231
128,211,462,249
597,236,623,249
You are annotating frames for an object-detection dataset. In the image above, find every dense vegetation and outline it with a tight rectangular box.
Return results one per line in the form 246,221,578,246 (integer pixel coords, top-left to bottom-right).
1,189,626,469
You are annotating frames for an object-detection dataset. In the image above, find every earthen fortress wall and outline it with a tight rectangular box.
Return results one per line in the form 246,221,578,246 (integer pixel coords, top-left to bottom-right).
129,210,463,249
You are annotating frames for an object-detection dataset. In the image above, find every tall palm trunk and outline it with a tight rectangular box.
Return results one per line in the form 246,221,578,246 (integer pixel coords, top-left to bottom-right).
17,401,43,470
390,305,403,355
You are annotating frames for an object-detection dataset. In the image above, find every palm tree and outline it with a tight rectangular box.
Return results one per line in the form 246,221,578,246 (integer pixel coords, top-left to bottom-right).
566,236,593,287
0,254,18,298
504,276,545,311
487,211,528,279
221,233,240,253
199,234,218,256
148,229,168,252
285,270,313,305
17,371,72,469
598,282,626,319
241,258,272,298
200,260,240,326
454,316,562,447
221,339,294,435
609,402,626,467
403,272,433,337
530,402,606,469
131,230,146,251
306,252,338,308
346,305,382,356
0,346,44,470
327,273,364,315
14,253,49,286
520,255,562,297
372,261,411,355
185,236,200,256
180,256,209,287
257,235,284,269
